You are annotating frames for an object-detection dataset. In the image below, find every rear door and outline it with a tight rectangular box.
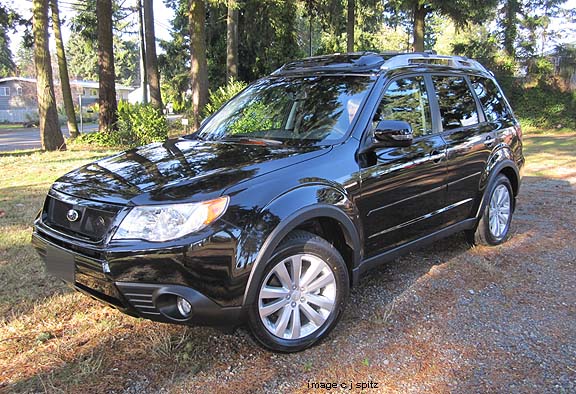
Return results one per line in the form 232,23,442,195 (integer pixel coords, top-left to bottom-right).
431,74,491,225
357,74,447,258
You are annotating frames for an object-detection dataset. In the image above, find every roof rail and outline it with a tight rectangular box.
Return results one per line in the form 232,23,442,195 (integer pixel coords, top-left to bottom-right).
380,53,488,73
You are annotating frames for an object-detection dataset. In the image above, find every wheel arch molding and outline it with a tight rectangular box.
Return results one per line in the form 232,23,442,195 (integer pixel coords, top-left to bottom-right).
476,158,520,219
240,188,362,307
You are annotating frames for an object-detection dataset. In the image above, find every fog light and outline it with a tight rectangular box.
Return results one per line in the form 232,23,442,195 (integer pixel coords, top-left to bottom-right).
176,297,192,317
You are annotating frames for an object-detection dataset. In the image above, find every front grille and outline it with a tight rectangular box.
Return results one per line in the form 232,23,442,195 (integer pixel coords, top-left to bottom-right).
43,194,122,242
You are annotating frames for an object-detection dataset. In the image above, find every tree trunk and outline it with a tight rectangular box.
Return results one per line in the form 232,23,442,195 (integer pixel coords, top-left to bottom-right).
226,0,238,81
97,0,117,133
138,0,148,104
346,0,355,52
189,0,208,130
412,3,426,52
33,0,65,151
503,0,518,57
50,0,79,138
143,0,162,110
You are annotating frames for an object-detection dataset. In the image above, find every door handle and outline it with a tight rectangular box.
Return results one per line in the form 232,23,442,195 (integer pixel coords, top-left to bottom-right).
430,150,445,163
484,135,496,147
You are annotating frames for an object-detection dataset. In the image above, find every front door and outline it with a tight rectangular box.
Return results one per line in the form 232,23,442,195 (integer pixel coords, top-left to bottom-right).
357,75,447,258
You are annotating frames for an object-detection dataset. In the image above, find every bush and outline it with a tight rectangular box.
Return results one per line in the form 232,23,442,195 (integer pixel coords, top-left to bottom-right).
513,86,576,130
74,102,168,148
203,79,247,118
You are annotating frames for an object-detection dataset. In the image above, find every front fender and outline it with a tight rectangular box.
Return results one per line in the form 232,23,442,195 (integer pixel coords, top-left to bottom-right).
238,185,362,306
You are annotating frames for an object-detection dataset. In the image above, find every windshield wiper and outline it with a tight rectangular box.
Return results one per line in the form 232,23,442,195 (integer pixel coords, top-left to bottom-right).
221,136,283,145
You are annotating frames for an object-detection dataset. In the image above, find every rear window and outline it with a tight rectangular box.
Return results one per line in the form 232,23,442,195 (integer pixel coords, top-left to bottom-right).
432,75,479,130
470,76,511,122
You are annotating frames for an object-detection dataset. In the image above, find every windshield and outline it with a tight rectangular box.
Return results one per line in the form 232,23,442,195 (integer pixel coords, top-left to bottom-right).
196,75,375,144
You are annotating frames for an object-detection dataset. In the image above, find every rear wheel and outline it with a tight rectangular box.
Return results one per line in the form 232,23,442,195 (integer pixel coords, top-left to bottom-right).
466,174,514,246
247,230,349,352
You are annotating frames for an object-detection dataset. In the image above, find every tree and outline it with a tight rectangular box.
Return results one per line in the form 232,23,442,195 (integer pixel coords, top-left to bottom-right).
97,0,118,133
189,0,209,129
50,0,79,138
15,42,36,78
502,0,521,56
33,0,66,151
66,34,98,80
226,0,239,80
143,0,163,109
346,0,355,52
0,5,25,77
388,0,498,52
137,0,148,103
159,0,190,111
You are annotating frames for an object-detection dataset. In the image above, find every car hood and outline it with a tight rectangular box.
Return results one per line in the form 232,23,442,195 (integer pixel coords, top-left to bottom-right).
52,138,329,205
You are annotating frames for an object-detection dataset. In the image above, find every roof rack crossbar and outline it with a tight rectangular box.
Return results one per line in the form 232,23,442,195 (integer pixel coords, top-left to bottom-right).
380,53,488,73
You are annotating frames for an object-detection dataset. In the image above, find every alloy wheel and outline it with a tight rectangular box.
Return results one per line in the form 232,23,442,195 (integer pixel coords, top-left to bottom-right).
488,184,511,239
258,253,337,340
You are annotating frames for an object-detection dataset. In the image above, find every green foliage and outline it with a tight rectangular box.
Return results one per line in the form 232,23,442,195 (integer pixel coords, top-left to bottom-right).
0,4,26,77
116,102,168,146
15,41,35,78
75,103,168,148
203,79,247,117
531,57,555,82
513,86,576,130
65,34,98,81
66,32,138,86
228,101,276,135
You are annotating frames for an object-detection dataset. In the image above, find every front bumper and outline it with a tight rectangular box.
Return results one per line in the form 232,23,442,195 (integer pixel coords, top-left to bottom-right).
32,228,244,328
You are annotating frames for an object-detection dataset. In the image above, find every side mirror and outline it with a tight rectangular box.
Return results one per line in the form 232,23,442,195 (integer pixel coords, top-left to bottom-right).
373,120,413,147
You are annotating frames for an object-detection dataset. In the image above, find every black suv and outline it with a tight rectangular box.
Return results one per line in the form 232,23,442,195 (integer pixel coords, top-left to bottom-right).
33,52,524,352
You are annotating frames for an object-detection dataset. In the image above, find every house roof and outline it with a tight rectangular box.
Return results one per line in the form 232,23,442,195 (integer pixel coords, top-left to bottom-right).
0,77,133,91
71,80,133,91
0,77,37,84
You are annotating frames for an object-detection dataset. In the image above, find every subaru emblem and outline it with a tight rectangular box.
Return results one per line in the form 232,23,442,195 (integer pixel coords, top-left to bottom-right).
66,209,80,222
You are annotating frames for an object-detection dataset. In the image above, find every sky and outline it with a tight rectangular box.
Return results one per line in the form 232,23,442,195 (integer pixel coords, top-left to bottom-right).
6,0,576,61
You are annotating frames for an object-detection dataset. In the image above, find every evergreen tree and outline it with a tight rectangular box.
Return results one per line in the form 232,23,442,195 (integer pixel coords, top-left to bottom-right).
33,0,66,151
50,0,79,138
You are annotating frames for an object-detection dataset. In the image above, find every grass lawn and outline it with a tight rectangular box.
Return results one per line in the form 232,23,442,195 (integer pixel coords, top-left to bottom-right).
0,129,574,392
0,124,24,130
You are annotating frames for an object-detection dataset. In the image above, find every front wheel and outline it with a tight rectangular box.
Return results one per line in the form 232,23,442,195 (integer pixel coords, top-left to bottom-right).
247,230,349,352
466,174,514,246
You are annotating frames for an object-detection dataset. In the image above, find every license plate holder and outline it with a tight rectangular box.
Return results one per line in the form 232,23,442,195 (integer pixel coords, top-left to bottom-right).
45,244,75,283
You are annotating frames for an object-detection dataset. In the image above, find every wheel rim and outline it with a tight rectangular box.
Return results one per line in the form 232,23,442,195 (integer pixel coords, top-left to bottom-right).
488,184,511,239
258,253,337,340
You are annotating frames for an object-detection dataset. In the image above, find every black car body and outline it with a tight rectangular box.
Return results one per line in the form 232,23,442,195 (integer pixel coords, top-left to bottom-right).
33,52,524,352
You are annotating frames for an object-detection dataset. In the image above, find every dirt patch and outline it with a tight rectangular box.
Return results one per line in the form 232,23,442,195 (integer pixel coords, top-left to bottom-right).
1,134,575,393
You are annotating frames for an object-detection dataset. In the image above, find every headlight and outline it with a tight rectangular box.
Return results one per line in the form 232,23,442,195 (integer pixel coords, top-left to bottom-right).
113,196,229,242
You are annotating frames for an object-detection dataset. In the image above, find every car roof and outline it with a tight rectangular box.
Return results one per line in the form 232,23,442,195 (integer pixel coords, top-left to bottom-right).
272,51,490,77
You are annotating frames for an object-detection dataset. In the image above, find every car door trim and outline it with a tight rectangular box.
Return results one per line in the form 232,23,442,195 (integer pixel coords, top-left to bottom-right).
368,198,473,239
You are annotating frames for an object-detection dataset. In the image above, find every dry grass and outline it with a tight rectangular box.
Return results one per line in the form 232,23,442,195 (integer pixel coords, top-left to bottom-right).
0,131,574,393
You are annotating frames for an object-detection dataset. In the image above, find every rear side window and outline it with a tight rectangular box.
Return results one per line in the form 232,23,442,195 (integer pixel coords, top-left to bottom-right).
376,76,432,137
432,76,479,130
470,76,511,122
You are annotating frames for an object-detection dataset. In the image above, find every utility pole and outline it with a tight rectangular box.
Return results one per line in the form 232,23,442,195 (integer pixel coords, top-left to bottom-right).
137,0,148,104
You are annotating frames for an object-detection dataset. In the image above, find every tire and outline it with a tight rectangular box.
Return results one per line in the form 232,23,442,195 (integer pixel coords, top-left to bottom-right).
246,230,349,352
466,174,514,246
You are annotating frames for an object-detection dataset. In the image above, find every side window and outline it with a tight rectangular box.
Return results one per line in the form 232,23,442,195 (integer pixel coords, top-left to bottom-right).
470,76,511,122
376,76,432,137
432,76,479,130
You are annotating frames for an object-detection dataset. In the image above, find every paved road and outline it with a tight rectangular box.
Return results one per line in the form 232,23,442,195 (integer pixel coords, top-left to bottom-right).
0,115,183,152
0,124,98,152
